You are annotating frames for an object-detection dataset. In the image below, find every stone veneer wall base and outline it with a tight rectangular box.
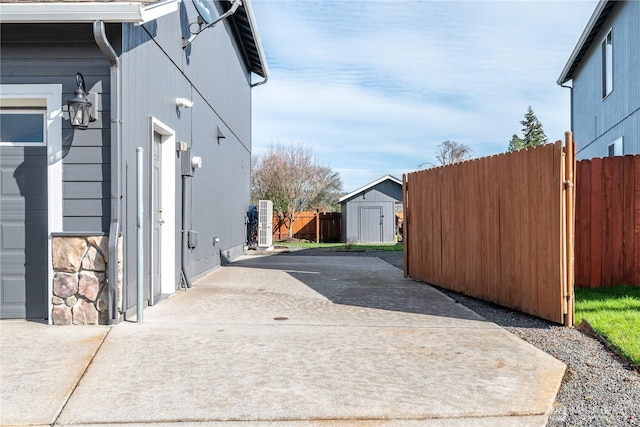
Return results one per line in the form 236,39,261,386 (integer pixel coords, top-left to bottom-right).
51,235,122,325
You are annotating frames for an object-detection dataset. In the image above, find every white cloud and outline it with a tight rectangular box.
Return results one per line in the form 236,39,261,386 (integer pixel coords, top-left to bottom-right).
251,0,598,191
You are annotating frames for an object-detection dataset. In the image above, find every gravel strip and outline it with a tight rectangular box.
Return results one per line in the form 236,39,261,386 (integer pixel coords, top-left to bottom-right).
275,248,640,427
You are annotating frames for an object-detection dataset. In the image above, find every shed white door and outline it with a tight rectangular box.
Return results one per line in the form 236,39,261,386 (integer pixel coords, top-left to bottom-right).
358,206,383,243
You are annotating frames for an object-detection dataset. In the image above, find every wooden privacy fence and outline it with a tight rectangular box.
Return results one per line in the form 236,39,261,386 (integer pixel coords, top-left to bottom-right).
403,134,576,325
273,212,341,243
575,155,640,288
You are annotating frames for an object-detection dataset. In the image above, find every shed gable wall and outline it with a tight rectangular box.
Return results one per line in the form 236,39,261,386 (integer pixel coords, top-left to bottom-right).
342,180,402,243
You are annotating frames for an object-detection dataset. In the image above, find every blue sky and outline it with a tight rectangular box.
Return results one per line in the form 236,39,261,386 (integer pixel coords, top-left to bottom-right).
250,0,598,193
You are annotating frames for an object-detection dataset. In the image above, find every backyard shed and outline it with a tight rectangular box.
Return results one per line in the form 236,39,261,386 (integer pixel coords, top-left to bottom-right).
339,175,402,243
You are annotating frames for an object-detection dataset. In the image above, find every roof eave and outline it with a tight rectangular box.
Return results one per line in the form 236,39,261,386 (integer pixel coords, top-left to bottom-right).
0,0,179,24
557,0,613,85
236,0,269,79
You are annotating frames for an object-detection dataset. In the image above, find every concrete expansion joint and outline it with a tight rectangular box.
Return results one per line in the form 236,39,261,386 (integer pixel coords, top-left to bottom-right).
51,327,112,425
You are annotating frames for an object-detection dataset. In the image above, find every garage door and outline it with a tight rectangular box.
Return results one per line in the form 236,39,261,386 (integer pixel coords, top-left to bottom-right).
0,114,48,319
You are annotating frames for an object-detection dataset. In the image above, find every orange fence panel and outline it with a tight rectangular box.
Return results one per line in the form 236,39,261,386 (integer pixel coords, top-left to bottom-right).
272,212,341,243
404,135,575,325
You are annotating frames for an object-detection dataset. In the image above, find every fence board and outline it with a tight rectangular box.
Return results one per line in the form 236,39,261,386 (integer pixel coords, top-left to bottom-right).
575,155,640,288
405,139,573,324
575,161,591,287
589,158,603,287
635,157,640,286
272,212,341,243
622,155,635,284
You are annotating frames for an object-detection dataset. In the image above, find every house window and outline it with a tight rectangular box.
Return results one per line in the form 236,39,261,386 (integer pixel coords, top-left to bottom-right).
602,30,613,98
608,137,623,157
0,109,46,145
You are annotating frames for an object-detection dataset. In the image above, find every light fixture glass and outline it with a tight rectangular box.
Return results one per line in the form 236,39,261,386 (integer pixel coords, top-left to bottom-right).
67,73,93,130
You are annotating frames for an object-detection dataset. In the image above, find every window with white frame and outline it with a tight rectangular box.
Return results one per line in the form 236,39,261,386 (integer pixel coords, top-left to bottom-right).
0,108,46,145
608,137,623,157
602,30,613,98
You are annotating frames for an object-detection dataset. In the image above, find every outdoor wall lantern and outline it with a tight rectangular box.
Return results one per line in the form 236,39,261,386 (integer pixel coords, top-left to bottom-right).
66,73,95,130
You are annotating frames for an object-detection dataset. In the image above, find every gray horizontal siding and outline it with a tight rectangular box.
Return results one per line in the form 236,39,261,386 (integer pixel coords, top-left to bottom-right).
1,23,115,233
61,146,110,164
63,164,110,182
63,217,110,232
63,199,110,217
64,182,110,199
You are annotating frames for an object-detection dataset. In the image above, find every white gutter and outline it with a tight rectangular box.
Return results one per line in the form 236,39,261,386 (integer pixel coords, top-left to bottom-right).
0,0,179,24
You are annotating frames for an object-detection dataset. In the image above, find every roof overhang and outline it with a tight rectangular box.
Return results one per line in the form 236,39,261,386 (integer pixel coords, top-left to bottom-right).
339,174,403,204
0,0,179,25
227,0,269,79
557,0,617,85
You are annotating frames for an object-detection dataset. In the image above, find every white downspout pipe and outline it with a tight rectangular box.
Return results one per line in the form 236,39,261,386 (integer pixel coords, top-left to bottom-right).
93,20,121,325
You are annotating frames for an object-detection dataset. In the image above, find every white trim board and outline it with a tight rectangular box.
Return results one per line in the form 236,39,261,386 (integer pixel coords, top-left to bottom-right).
1,84,63,324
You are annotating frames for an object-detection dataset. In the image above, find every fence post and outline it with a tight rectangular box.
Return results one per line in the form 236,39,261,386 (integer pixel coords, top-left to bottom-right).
403,174,409,278
564,131,576,326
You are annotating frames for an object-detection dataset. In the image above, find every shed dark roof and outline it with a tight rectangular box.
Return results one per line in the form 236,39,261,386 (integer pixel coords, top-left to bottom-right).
557,0,617,84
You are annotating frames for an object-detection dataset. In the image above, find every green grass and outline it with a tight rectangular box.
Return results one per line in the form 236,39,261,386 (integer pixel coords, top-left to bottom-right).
575,286,640,365
276,241,404,252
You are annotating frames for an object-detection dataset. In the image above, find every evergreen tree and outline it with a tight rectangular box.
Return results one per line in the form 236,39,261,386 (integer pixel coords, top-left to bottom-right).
507,106,548,152
507,134,525,152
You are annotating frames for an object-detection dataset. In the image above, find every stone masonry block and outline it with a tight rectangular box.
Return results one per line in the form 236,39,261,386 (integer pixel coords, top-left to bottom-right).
52,237,87,273
52,305,72,325
82,246,106,272
78,271,100,301
87,235,109,258
73,299,98,325
53,272,79,299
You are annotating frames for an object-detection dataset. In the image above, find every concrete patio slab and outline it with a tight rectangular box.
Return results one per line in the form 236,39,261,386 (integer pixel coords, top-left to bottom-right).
0,320,110,425
2,255,565,426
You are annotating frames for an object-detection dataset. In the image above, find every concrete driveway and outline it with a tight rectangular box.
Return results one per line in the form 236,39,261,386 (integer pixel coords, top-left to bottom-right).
0,254,565,426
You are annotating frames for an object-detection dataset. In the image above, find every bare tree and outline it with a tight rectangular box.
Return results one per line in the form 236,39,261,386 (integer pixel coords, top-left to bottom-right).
251,143,342,239
435,140,473,165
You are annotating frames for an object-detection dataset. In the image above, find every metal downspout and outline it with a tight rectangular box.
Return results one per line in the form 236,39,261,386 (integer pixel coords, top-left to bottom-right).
560,82,574,132
93,20,121,324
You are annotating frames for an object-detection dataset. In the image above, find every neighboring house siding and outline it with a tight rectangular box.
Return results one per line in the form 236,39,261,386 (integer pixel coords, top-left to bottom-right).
572,0,640,158
0,23,112,232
